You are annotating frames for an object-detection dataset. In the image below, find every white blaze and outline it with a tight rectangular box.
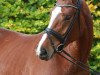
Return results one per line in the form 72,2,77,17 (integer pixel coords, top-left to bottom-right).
36,7,62,55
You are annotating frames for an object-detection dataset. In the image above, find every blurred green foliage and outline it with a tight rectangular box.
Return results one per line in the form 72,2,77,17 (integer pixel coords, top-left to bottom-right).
86,0,100,72
0,0,100,73
0,0,55,34
87,0,100,38
90,38,100,72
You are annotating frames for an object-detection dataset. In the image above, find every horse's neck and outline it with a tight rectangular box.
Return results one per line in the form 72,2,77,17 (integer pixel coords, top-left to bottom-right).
79,0,93,62
51,3,94,72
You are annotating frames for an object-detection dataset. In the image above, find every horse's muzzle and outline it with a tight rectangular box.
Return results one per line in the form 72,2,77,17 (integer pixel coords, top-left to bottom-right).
39,47,49,61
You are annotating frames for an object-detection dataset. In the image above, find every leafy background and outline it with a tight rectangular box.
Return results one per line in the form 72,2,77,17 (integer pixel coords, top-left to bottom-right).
0,0,100,73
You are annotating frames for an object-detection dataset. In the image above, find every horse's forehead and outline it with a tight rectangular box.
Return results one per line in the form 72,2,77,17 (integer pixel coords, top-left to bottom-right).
52,7,62,13
48,7,61,28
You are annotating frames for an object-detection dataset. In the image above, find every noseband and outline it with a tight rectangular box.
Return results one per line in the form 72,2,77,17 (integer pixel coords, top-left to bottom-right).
45,0,82,52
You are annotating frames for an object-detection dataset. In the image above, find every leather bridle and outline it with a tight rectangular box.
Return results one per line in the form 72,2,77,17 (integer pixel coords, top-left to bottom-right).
44,0,99,74
45,0,81,52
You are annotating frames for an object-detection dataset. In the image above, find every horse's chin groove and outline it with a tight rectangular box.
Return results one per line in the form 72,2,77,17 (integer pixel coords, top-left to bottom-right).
40,58,49,61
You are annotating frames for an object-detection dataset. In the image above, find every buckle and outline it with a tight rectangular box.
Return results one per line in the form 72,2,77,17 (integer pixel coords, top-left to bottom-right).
56,44,64,52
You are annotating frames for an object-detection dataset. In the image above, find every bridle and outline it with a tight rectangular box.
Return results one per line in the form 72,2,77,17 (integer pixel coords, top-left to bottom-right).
44,0,99,74
45,0,81,52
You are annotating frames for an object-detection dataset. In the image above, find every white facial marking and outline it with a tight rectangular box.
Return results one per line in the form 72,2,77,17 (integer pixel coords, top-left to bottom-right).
36,7,62,56
48,7,62,28
36,34,47,55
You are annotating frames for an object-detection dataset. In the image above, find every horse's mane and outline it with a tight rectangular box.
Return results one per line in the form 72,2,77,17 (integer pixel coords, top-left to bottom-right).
79,0,93,62
82,0,93,43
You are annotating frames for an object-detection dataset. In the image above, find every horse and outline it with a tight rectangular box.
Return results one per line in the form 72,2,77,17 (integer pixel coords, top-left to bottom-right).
0,0,94,75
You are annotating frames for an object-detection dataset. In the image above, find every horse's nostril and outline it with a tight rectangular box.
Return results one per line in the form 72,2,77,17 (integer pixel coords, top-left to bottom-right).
39,48,48,60
41,48,47,54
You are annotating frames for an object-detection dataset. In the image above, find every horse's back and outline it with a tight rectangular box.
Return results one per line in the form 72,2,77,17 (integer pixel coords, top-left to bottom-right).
0,28,34,51
0,28,27,42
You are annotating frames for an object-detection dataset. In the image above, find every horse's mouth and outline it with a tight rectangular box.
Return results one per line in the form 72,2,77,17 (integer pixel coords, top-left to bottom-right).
36,46,55,61
39,50,55,61
39,53,49,61
37,49,50,61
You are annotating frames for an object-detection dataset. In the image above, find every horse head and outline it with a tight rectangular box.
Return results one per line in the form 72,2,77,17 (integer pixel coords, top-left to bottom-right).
36,0,82,60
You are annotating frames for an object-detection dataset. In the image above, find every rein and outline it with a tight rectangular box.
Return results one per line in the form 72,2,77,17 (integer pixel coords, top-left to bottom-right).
45,0,100,75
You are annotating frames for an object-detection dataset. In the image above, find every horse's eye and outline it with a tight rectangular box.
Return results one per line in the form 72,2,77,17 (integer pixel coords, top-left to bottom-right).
64,15,71,20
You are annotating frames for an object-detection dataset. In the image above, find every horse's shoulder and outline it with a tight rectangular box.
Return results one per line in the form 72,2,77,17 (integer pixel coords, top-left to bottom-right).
0,28,41,42
0,28,26,41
